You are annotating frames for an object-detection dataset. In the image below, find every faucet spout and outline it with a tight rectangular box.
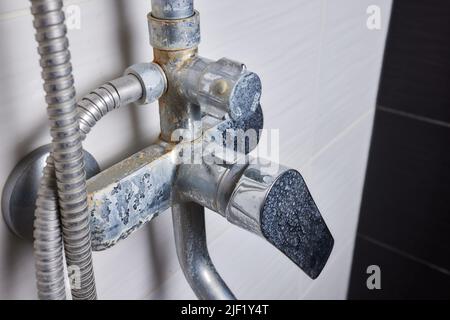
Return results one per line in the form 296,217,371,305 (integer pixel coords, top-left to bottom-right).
172,202,236,300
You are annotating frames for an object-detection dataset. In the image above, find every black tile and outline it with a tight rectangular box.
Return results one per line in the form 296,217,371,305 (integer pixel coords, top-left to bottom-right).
348,235,450,300
377,0,450,123
358,109,450,270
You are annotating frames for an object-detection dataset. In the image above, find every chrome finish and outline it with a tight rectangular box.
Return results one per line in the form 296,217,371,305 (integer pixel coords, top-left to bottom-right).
88,142,176,251
151,0,194,20
85,111,264,251
177,57,263,120
124,63,167,104
177,56,212,102
2,145,100,242
225,164,290,236
78,75,142,138
8,0,334,301
226,164,334,279
176,157,334,280
196,58,262,120
175,157,247,215
154,49,202,142
148,11,201,51
172,201,236,300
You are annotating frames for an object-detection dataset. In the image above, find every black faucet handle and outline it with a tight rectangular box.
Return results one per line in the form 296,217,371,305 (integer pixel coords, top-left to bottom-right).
226,165,334,279
260,169,334,279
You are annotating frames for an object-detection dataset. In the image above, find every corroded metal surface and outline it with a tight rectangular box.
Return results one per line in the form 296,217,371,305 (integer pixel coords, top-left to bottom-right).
86,103,264,251
151,0,194,20
4,0,336,301
86,0,334,295
154,48,202,142
124,63,167,104
196,58,262,120
169,56,263,121
87,143,176,250
172,201,236,300
148,11,200,51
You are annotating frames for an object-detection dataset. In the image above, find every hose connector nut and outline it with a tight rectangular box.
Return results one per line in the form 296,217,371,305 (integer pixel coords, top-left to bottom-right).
125,63,167,104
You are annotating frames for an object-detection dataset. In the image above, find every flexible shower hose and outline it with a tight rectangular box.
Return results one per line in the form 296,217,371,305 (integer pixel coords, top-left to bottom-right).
30,0,145,300
31,0,97,300
33,75,142,300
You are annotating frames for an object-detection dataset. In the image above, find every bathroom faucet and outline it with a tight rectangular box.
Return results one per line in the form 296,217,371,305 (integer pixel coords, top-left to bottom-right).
2,0,333,300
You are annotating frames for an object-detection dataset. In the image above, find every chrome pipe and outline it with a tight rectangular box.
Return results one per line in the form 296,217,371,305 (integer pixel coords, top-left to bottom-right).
78,63,166,139
151,0,194,19
176,158,335,280
172,202,236,300
151,6,237,295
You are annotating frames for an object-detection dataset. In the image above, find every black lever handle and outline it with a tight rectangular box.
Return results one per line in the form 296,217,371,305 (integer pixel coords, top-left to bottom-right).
226,165,334,279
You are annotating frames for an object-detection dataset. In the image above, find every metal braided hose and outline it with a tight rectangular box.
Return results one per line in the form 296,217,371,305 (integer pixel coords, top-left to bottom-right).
30,0,96,300
77,75,143,139
33,74,145,299
30,0,165,299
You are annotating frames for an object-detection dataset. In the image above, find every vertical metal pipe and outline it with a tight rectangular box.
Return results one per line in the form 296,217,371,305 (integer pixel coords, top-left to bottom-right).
151,0,234,300
150,0,201,142
151,0,194,19
172,202,236,300
153,49,202,142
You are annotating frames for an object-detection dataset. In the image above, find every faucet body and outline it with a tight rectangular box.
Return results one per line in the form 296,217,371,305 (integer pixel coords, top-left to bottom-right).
87,0,334,296
3,0,334,300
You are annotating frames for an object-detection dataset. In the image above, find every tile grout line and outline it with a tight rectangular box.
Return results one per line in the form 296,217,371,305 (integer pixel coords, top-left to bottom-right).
377,105,450,129
303,108,375,170
358,233,450,277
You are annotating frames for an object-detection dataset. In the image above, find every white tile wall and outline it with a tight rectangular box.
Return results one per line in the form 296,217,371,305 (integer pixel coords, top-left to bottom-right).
0,0,391,299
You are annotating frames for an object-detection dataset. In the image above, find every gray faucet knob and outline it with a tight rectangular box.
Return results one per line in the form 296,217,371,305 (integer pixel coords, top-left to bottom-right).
178,57,262,121
226,165,334,279
197,58,262,120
